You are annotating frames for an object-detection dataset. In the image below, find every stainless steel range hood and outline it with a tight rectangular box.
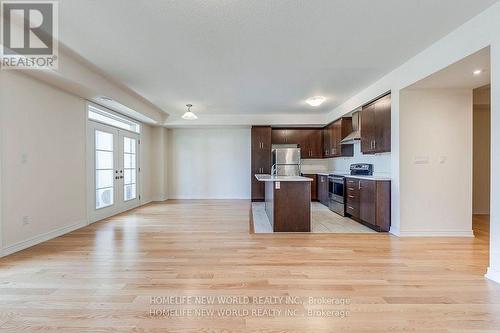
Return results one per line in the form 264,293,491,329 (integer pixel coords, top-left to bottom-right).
340,111,361,145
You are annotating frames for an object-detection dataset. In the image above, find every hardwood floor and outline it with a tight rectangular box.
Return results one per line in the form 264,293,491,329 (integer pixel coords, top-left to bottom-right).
0,200,498,332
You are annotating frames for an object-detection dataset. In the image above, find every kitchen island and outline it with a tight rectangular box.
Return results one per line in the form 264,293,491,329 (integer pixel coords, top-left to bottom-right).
255,174,313,232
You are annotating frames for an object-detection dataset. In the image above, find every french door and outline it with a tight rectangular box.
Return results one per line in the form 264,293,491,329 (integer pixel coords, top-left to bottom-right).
88,121,140,223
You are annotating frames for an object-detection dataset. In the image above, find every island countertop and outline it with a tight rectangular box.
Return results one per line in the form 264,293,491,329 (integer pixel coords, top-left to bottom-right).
254,174,313,182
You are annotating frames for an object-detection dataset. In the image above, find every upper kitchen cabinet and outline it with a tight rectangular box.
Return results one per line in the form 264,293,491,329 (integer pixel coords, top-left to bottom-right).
361,93,391,154
271,128,322,159
301,129,322,159
271,129,288,144
251,126,272,201
322,117,354,158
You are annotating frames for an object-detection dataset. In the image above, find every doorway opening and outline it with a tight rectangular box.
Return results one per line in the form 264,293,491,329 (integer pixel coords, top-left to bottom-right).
472,84,491,240
399,46,491,267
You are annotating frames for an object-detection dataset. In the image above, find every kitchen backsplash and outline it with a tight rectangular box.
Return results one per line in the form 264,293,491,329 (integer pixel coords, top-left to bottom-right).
301,144,392,176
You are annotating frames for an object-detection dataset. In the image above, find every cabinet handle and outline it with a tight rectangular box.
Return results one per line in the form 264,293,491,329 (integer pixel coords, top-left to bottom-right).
348,206,354,210
374,140,376,149
348,195,355,198
358,182,361,190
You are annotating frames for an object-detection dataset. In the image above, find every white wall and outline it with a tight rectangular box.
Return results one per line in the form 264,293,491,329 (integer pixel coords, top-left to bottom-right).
0,71,158,256
399,89,473,236
151,127,169,201
139,124,154,204
167,128,251,199
0,71,88,253
487,37,500,283
473,86,491,214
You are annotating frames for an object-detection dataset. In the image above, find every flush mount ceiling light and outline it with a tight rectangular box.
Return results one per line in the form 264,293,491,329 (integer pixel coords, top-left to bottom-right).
306,96,326,107
182,104,198,120
473,69,483,75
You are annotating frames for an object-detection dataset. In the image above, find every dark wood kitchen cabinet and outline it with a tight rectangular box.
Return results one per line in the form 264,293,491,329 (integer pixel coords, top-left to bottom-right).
271,128,302,144
345,177,391,232
317,174,329,206
322,118,354,158
361,93,391,154
303,174,318,201
301,129,322,159
271,128,286,144
271,128,322,159
251,126,271,201
345,178,360,218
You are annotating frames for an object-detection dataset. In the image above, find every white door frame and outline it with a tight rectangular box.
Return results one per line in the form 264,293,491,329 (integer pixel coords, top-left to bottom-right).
86,120,141,223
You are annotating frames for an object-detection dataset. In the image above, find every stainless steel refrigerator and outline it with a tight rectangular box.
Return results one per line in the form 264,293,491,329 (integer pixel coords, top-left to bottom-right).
271,147,301,176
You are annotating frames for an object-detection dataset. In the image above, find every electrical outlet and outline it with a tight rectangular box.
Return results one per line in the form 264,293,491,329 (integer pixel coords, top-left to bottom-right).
22,216,30,226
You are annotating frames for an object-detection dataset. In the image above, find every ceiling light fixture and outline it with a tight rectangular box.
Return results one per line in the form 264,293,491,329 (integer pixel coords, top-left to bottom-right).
182,104,198,120
473,69,483,75
306,96,326,107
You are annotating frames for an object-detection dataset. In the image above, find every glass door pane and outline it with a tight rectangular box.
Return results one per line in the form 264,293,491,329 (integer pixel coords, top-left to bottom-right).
95,130,115,209
123,136,137,201
88,120,140,223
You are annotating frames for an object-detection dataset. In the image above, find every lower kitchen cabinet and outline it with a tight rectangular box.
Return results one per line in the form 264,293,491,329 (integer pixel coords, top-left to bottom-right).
317,174,329,206
345,177,391,232
303,174,318,201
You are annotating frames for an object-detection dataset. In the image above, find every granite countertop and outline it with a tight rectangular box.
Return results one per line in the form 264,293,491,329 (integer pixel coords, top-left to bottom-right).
255,174,313,182
308,172,391,181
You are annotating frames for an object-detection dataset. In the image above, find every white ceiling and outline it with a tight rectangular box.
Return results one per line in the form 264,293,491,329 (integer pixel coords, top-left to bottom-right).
58,0,498,121
405,47,490,90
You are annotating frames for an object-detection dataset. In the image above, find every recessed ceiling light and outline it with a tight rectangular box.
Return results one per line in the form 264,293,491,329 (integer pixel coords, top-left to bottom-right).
306,96,326,107
473,69,483,75
182,104,198,120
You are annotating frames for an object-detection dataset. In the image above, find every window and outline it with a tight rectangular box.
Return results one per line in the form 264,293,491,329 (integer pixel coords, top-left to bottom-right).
88,105,140,133
123,136,137,201
95,130,114,209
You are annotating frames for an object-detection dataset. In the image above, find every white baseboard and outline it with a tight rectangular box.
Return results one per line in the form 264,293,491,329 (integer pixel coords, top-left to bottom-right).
1,220,87,257
389,226,400,236
396,229,474,237
169,195,251,200
485,267,500,284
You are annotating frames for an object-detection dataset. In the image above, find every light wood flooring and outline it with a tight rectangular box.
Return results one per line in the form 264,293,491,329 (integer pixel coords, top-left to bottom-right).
0,201,498,332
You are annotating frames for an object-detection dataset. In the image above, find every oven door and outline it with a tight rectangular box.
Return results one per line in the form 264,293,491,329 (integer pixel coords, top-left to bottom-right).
328,176,345,203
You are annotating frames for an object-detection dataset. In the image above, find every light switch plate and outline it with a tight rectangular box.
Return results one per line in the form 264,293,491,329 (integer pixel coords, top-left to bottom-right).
275,181,280,189
414,156,430,164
